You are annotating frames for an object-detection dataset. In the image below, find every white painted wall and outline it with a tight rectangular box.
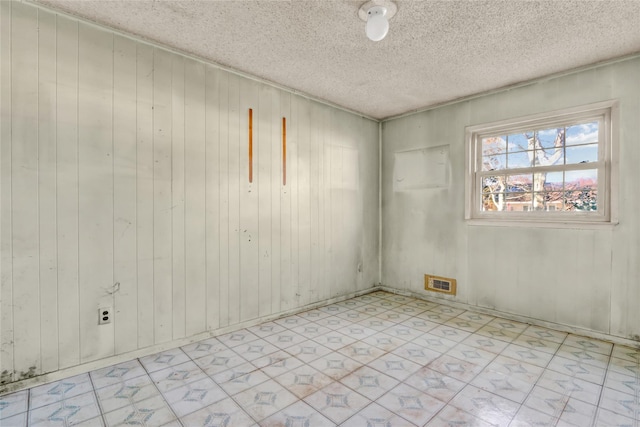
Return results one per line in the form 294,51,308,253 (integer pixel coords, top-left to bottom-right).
382,57,640,342
0,2,379,385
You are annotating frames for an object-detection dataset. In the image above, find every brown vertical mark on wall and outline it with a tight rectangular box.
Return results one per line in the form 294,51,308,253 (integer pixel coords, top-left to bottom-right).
249,108,253,183
282,117,287,186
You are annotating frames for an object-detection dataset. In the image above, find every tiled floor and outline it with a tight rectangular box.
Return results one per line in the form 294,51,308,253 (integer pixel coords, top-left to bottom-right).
1,291,639,426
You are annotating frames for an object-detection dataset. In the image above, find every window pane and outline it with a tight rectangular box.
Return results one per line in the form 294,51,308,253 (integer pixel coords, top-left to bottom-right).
564,190,598,211
482,193,506,211
565,169,597,190
541,172,563,191
506,133,530,152
482,175,505,193
482,154,506,171
507,150,533,169
566,144,598,164
566,121,598,146
482,136,506,156
565,169,598,211
535,146,564,167
506,174,532,192
533,191,563,211
505,192,532,212
537,128,563,149
543,192,563,211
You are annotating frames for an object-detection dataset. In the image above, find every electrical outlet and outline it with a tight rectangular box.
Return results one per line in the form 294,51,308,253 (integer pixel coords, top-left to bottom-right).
98,307,112,325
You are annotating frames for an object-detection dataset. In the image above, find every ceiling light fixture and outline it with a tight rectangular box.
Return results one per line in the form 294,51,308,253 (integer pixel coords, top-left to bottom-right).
358,1,397,42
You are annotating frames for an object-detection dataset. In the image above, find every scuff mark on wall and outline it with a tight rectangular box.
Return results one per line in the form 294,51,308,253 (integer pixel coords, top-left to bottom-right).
104,282,121,296
0,370,12,385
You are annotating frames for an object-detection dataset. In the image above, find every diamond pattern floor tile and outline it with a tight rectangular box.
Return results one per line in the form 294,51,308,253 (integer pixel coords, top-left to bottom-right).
3,291,638,427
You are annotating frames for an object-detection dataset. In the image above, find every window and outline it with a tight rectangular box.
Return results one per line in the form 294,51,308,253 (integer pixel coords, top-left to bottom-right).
465,101,617,225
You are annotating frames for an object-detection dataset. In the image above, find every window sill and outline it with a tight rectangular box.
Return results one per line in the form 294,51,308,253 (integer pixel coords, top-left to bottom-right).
466,218,619,229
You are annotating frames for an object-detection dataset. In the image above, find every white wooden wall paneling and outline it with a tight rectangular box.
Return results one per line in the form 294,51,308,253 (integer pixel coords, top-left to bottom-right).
239,79,260,322
78,22,114,363
0,0,14,383
280,93,292,311
12,3,41,377
205,65,221,332
287,96,299,310
309,101,320,303
38,10,59,374
113,34,138,355
258,84,273,318
218,70,230,329
331,111,354,297
354,117,367,292
269,90,282,315
55,13,80,371
136,43,154,350
184,59,207,336
329,120,340,297
170,55,186,340
297,97,311,307
152,48,174,344
610,59,640,338
320,106,332,302
227,73,241,326
1,2,381,384
382,58,640,340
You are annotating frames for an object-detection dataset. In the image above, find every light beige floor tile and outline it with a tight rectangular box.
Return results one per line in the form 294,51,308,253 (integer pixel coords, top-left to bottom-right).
178,397,256,427
339,366,400,400
304,382,371,424
273,365,333,398
232,379,298,422
376,383,445,426
449,385,520,426
404,366,466,403
342,402,415,427
260,400,336,427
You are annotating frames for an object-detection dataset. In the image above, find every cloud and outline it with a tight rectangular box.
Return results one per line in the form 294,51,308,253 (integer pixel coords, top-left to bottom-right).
566,130,598,145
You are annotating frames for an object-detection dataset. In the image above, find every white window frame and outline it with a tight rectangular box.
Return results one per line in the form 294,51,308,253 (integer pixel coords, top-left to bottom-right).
465,100,618,228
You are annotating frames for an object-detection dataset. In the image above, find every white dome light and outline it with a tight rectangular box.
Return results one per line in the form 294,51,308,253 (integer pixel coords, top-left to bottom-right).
358,1,397,42
366,6,389,42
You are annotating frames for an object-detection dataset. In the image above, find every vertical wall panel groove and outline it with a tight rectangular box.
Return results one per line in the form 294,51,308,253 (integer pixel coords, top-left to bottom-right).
171,54,186,340
321,106,332,302
205,65,220,332
55,14,80,370
113,34,138,355
289,96,299,308
279,93,292,311
38,10,59,374
0,0,14,383
136,43,154,349
309,102,320,303
298,98,311,307
184,59,206,336
270,92,282,314
258,85,272,318
152,48,173,344
227,74,240,325
218,70,230,329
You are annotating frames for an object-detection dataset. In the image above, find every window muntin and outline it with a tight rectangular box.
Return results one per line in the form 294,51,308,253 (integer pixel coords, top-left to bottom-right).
466,103,615,223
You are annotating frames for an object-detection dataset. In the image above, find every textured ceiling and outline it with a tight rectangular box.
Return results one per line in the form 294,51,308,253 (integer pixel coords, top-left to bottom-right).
32,0,640,120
